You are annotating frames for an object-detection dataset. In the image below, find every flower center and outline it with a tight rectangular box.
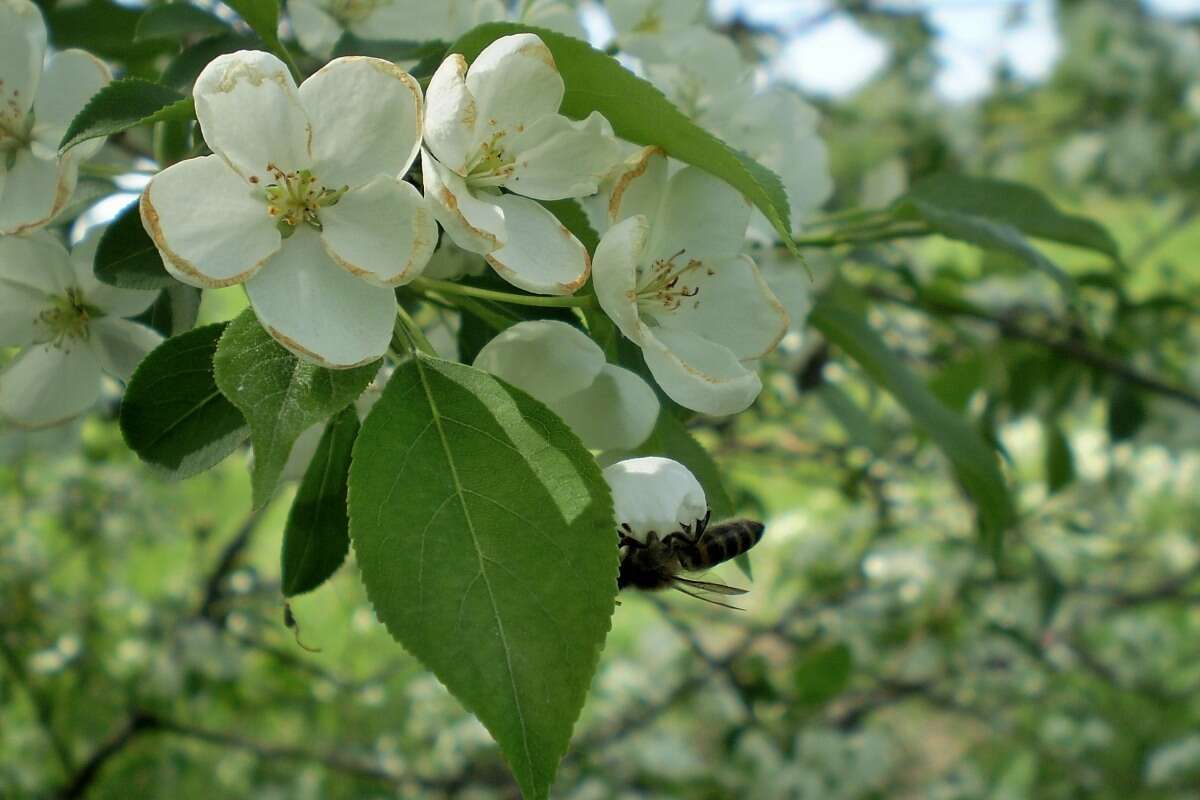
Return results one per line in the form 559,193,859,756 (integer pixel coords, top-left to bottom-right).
0,113,34,168
636,249,707,312
36,287,96,346
262,164,348,239
464,130,515,189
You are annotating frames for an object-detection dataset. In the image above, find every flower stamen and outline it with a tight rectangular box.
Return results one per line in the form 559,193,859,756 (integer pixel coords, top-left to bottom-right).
637,249,705,311
262,163,348,238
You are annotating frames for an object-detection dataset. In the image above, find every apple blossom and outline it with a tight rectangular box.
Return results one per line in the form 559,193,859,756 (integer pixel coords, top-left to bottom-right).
601,456,707,545
472,320,659,451
422,33,621,295
140,51,436,368
0,0,111,235
592,147,789,416
0,229,161,427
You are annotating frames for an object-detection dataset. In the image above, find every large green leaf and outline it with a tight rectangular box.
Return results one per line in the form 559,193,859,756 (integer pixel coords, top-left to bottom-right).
450,23,797,251
94,200,173,290
349,355,616,800
120,323,248,478
59,78,194,153
281,407,358,597
810,286,1014,553
213,310,379,510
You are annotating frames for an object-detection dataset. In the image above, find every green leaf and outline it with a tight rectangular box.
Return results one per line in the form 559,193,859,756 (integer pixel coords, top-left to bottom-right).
450,23,796,251
94,200,173,290
213,310,379,510
632,410,734,521
120,323,249,478
1043,420,1074,494
1107,380,1147,442
282,407,359,597
810,286,1014,553
59,78,194,154
349,355,616,800
135,3,230,40
793,643,853,707
162,33,262,90
44,0,174,64
540,198,599,254
331,33,447,63
222,0,298,76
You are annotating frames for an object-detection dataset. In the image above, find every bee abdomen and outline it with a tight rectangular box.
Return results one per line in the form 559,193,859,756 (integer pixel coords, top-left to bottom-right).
678,519,764,571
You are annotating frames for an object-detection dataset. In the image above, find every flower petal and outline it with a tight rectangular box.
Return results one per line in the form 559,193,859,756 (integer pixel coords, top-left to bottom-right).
647,165,752,264
31,49,111,160
0,0,47,127
484,193,589,295
320,175,437,287
88,318,163,382
0,233,70,347
607,0,704,35
592,214,650,342
466,34,564,143
607,146,668,227
141,154,281,288
244,228,394,368
601,456,707,545
472,319,603,404
653,254,788,360
424,53,477,175
506,111,621,201
0,148,74,235
553,364,659,451
194,50,311,182
640,324,762,416
300,57,423,187
421,149,504,254
0,340,101,428
66,228,159,318
289,0,343,58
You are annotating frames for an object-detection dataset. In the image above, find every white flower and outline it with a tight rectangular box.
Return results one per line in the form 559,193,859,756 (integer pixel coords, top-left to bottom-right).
141,51,436,368
606,0,707,60
601,456,707,545
290,0,506,59
0,0,111,235
422,33,621,295
592,148,789,416
473,319,659,451
0,229,162,427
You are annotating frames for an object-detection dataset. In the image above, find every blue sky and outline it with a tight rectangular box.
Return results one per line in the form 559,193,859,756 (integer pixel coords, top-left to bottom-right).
711,0,1200,101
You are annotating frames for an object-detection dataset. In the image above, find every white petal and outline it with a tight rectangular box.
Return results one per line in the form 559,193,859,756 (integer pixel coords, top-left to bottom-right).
601,456,707,544
0,233,70,347
141,155,281,288
68,228,158,318
592,214,650,342
653,254,788,360
320,176,437,287
0,0,47,127
553,364,659,451
300,57,423,188
640,324,762,416
289,0,343,58
194,50,311,182
0,148,74,235
424,53,477,175
607,147,668,227
647,165,751,264
485,193,589,295
421,149,504,254
32,49,111,160
0,340,101,428
88,318,163,382
466,34,564,142
607,0,704,34
523,0,586,38
472,319,603,404
244,228,394,368
506,111,621,201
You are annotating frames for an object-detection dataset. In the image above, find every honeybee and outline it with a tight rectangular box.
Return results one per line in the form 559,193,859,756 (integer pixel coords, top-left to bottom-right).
617,513,765,608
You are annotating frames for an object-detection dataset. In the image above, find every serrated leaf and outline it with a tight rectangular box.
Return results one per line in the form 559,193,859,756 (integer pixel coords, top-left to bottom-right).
213,310,378,509
349,355,616,800
120,323,249,478
60,78,194,153
94,200,174,290
632,410,734,520
282,407,358,597
135,3,230,40
810,285,1014,555
451,23,796,251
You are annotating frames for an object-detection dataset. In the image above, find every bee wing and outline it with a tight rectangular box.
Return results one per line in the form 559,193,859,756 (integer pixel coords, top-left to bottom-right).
671,583,744,610
674,576,748,596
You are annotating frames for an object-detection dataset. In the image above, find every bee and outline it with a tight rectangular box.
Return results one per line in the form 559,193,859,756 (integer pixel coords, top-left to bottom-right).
617,513,765,608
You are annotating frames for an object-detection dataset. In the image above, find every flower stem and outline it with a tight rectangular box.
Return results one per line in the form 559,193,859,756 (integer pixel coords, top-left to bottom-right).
393,308,437,358
411,277,594,308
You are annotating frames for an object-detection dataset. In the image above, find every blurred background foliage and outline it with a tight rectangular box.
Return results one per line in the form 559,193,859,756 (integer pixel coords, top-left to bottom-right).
4,0,1200,798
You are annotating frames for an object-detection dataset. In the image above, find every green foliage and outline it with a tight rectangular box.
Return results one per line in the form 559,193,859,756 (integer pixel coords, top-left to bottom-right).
281,407,358,597
59,78,194,153
1043,420,1075,493
120,323,249,478
94,201,173,290
161,34,263,90
222,0,298,77
793,643,854,707
213,310,378,510
131,284,201,338
348,356,617,800
134,3,229,40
